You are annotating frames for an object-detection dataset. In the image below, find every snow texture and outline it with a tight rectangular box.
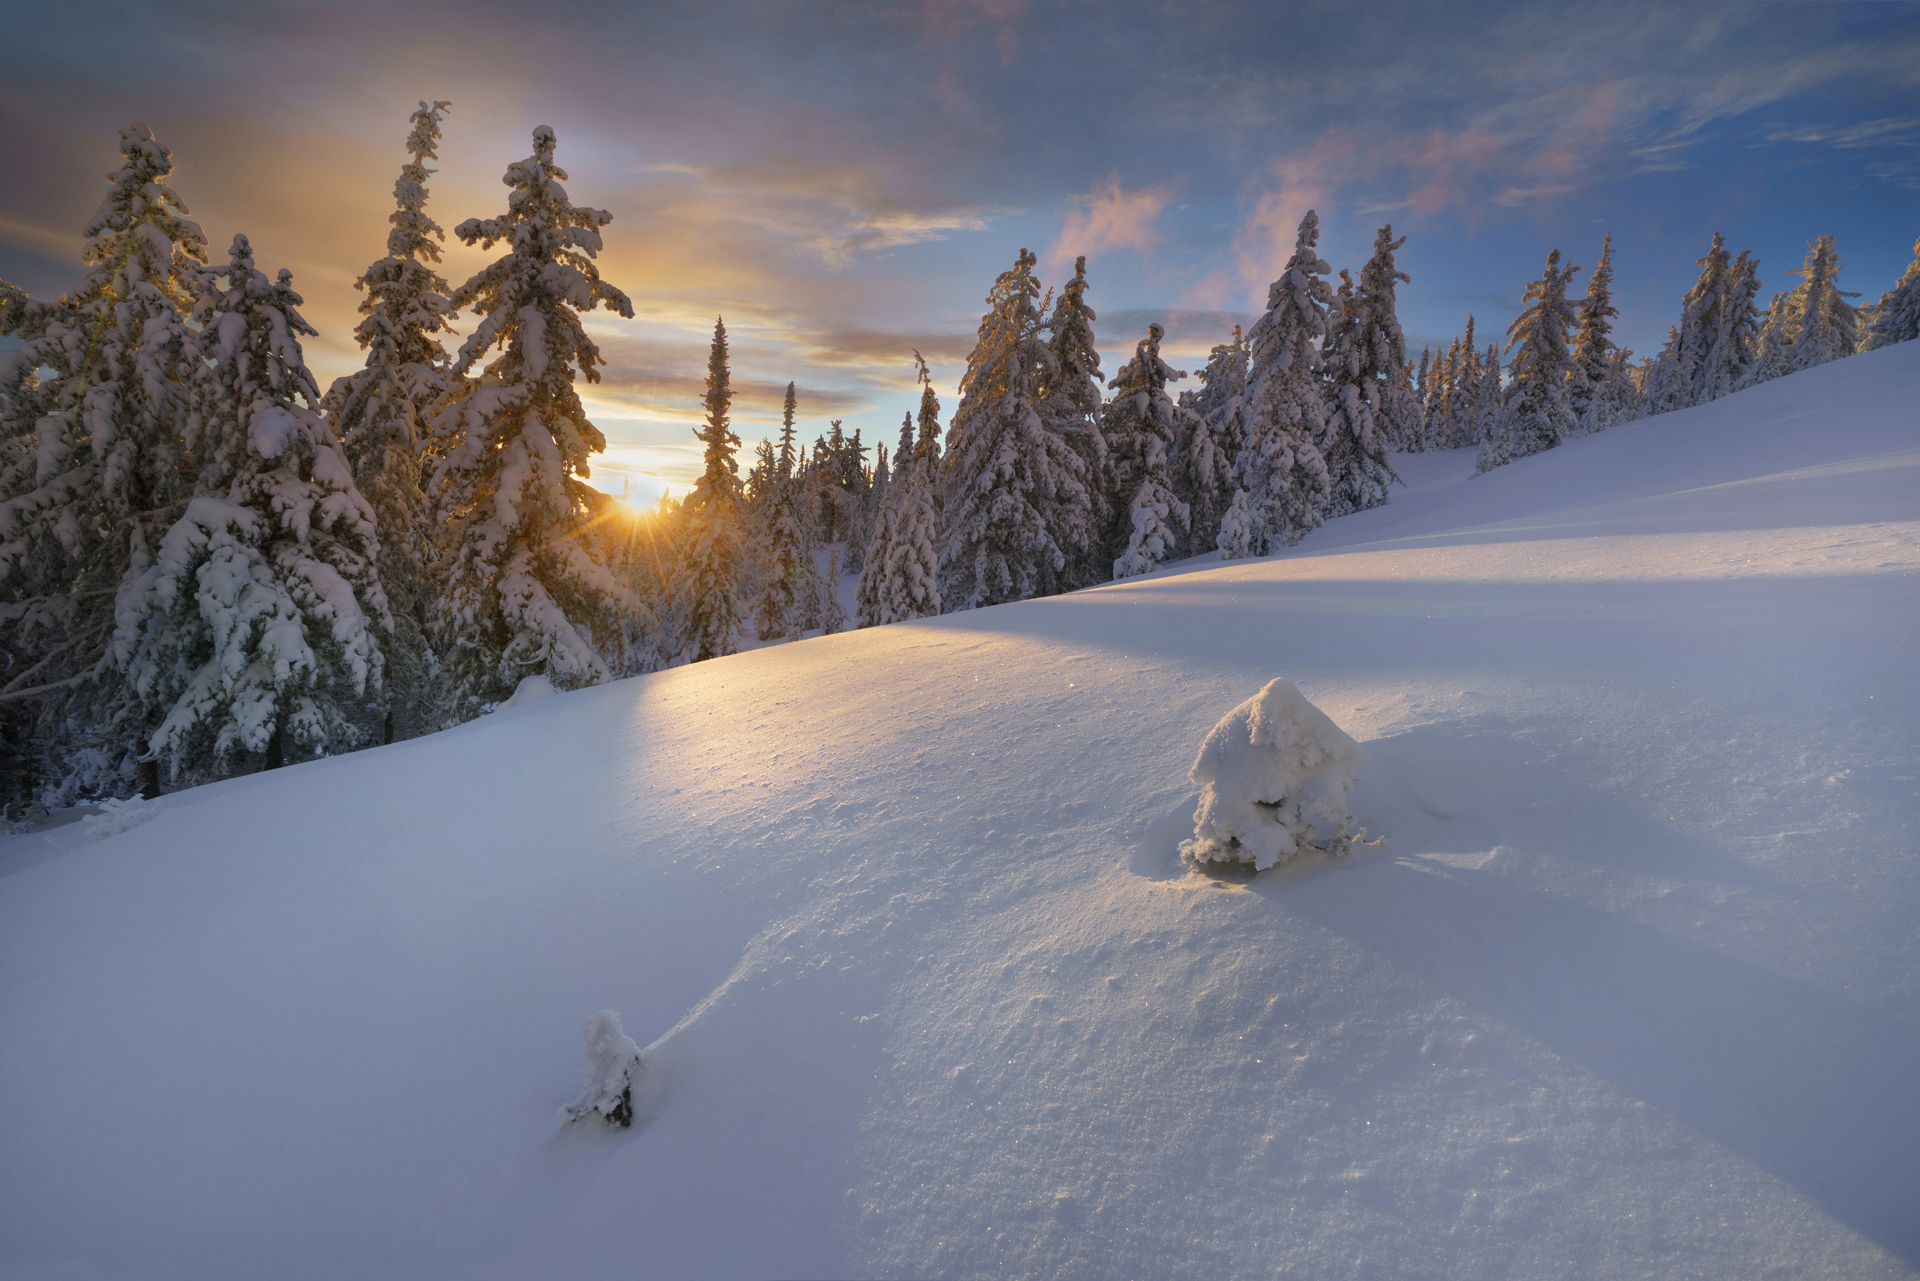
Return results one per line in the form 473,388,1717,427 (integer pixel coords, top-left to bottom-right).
560,1010,644,1127
498,674,557,709
2,344,1918,1280
78,796,160,840
1181,677,1367,870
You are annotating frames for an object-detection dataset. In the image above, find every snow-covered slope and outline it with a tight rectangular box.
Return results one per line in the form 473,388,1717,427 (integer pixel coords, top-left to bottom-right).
3,346,1916,1281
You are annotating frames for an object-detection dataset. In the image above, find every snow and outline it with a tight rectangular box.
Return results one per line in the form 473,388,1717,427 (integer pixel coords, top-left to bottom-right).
1182,677,1368,870
497,672,557,708
560,1010,645,1127
2,345,1917,1278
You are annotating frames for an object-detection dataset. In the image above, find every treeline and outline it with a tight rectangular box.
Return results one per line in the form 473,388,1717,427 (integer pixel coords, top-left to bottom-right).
2,104,1917,810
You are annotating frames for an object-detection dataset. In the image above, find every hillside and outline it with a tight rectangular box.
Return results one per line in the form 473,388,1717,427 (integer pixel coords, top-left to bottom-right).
2,343,1916,1281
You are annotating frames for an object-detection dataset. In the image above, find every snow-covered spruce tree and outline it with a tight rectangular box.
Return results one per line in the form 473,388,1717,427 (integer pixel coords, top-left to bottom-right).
1349,224,1421,450
673,318,746,661
815,545,847,636
1790,234,1860,371
1699,249,1762,404
1319,270,1399,519
1234,211,1333,553
752,382,808,640
851,439,896,628
1740,294,1797,390
1569,234,1617,426
428,126,637,710
324,100,454,743
1483,248,1579,472
1105,323,1191,578
1445,317,1480,447
1410,345,1431,451
1867,237,1920,348
114,235,387,778
1471,343,1505,450
1425,339,1458,448
1583,344,1642,433
940,249,1085,610
886,361,944,621
1173,325,1245,555
1038,256,1105,588
0,123,209,800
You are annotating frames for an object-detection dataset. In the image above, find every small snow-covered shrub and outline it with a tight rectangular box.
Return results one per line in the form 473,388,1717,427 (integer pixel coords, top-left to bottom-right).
561,1010,644,1128
1181,677,1368,871
80,797,162,841
498,674,557,710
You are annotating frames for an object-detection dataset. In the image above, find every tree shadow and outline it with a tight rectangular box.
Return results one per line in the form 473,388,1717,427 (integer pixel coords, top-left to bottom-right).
1255,837,1920,1262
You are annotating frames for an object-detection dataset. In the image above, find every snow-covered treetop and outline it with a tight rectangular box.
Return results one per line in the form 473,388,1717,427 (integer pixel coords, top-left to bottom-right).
1043,255,1103,419
1107,322,1185,417
1246,210,1332,392
351,100,455,374
193,235,324,420
1572,233,1618,383
1503,248,1580,387
77,123,209,315
448,125,634,389
691,316,741,511
912,351,942,474
953,247,1053,430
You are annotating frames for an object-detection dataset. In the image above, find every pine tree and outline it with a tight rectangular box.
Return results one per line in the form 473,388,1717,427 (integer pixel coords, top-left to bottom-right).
1106,323,1191,577
752,382,808,640
1173,325,1245,555
852,441,896,629
1350,224,1421,450
816,545,847,635
1410,345,1431,453
1320,269,1400,519
324,101,454,744
1430,339,1461,447
114,235,387,778
1867,236,1920,348
1472,344,1505,450
887,361,943,620
674,318,746,660
1569,234,1618,425
1644,325,1689,414
1790,234,1860,370
1485,248,1580,472
1038,256,1104,588
0,123,209,800
941,249,1085,610
1740,293,1798,390
1445,318,1479,449
1234,210,1333,553
1698,249,1761,403
429,127,637,709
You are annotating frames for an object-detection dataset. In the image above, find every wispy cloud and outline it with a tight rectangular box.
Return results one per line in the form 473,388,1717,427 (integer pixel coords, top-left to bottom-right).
1044,175,1174,274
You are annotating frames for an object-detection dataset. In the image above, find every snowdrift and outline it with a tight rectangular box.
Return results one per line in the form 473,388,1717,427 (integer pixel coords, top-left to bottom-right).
2,345,1917,1279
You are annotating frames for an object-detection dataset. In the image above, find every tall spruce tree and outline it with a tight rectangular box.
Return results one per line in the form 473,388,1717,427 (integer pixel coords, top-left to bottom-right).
1039,256,1105,587
1349,224,1421,450
941,249,1085,609
1234,211,1333,554
0,123,208,800
887,360,944,620
1411,345,1431,451
1173,325,1245,555
1867,236,1920,348
1790,234,1860,370
675,318,746,660
429,126,637,709
1320,269,1399,519
1105,323,1191,577
1698,250,1761,403
115,235,387,778
325,100,454,743
752,382,808,640
1484,248,1580,472
1569,234,1618,426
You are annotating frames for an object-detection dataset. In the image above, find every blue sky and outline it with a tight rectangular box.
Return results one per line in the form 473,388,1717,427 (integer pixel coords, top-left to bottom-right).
3,0,1916,501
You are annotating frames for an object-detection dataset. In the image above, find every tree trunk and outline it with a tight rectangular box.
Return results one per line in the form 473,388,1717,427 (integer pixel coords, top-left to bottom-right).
265,726,284,770
138,758,161,800
383,708,395,747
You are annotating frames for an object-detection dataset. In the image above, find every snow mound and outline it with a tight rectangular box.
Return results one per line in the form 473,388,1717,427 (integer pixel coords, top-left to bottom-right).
560,1010,643,1128
498,673,557,709
1181,676,1367,870
79,797,161,841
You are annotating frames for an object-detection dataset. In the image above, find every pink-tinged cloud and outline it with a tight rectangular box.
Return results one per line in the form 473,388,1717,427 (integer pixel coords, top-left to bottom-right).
1045,175,1174,273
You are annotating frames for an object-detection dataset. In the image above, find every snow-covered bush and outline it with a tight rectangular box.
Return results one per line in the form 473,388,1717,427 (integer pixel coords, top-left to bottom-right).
561,1010,644,1128
1181,677,1368,871
80,796,161,840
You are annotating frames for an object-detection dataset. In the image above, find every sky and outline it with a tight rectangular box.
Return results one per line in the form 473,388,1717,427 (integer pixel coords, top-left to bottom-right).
2,0,1917,503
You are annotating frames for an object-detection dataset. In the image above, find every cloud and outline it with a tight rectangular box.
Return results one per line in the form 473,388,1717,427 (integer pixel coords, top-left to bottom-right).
1044,175,1174,273
638,158,1007,269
